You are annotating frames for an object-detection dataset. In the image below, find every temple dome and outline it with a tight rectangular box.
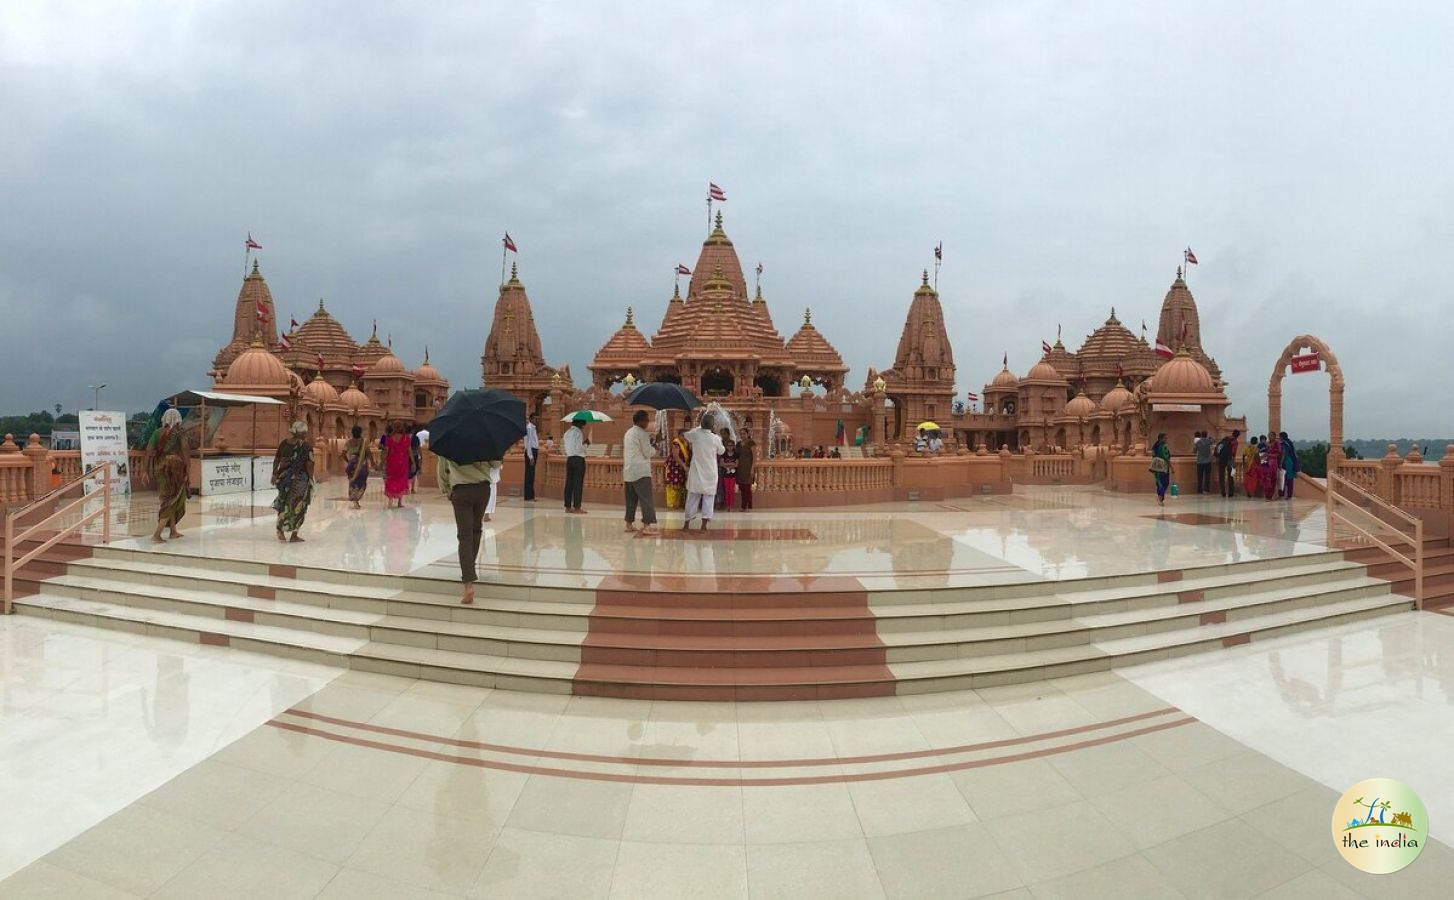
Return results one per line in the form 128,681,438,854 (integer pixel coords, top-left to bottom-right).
1023,360,1068,384
1099,381,1133,412
370,350,406,374
991,365,1019,388
1149,350,1216,395
294,299,357,364
784,309,848,376
1061,391,1097,419
413,354,444,384
225,345,291,387
339,384,371,412
1077,309,1138,369
303,377,340,405
594,308,653,367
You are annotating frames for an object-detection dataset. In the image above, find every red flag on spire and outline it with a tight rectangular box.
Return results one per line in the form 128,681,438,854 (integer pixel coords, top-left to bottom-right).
708,182,726,201
676,264,691,275
1184,246,1198,265
280,332,292,352
316,352,326,369
965,392,980,402
503,233,517,253
1041,340,1052,356
934,242,942,261
255,303,270,323
1002,352,1008,368
290,316,299,330
245,233,262,250
1155,338,1175,359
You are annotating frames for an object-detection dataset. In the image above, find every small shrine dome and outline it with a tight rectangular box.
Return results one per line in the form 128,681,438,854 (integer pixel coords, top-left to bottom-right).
1061,391,1097,419
1099,381,1134,412
1022,359,1068,384
303,376,340,405
414,354,444,384
370,350,406,374
224,345,290,387
1149,350,1217,395
991,365,1019,388
339,384,371,412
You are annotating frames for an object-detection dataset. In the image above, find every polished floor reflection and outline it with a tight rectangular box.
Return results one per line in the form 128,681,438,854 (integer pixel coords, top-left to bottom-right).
4,610,1453,897
93,480,1334,592
5,484,1449,897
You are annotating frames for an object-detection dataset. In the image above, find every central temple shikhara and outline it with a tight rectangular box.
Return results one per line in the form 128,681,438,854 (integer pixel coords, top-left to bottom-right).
480,208,1244,460
198,202,1243,478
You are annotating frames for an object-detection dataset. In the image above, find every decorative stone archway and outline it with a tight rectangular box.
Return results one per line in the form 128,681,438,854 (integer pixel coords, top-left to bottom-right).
1268,334,1345,466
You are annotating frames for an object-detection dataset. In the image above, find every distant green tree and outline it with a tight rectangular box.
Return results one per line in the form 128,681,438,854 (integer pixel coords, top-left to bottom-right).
1296,442,1361,477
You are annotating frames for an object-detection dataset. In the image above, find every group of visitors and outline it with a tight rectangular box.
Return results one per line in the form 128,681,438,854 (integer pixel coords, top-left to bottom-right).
1150,428,1300,505
636,414,759,533
913,428,944,454
797,445,841,459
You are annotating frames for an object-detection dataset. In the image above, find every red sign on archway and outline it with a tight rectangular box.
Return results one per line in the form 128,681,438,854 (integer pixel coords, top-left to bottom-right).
1290,353,1321,374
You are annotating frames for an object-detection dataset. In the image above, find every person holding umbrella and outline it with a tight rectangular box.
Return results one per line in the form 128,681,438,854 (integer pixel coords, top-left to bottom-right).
563,416,589,513
428,389,528,604
622,409,658,536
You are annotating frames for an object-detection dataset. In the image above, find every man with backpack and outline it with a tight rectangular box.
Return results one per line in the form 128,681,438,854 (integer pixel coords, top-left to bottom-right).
1215,429,1241,497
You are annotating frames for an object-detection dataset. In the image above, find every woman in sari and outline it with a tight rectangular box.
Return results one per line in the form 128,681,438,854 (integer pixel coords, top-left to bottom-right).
340,425,371,509
665,427,689,510
380,421,412,508
271,421,315,542
146,408,190,543
1149,433,1172,506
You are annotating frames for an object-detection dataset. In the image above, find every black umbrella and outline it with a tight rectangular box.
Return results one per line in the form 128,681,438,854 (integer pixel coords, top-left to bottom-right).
626,381,702,411
426,388,527,463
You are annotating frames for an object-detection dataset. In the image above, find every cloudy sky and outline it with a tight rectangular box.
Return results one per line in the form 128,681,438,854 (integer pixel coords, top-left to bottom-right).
3,1,1451,438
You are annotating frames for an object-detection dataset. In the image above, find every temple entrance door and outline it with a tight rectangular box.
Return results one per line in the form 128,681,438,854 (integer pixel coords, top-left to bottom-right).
701,367,734,397
1268,335,1345,466
754,374,782,397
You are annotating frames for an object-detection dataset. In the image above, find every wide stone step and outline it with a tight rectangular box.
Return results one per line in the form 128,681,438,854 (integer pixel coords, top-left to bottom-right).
890,591,1411,692
882,576,1390,661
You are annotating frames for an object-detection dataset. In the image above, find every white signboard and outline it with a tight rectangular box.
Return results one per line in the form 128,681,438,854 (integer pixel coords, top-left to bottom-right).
200,457,253,496
79,410,133,495
251,456,275,491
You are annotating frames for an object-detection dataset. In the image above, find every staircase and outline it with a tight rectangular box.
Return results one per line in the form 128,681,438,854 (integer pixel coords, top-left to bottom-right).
9,543,1412,699
1346,535,1454,611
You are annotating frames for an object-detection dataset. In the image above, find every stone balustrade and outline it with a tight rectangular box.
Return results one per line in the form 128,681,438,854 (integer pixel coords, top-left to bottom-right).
1333,444,1454,536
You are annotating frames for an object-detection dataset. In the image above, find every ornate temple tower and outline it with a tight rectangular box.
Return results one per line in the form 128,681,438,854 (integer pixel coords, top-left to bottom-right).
589,211,840,399
480,263,564,412
1156,268,1223,383
211,261,282,374
874,272,957,441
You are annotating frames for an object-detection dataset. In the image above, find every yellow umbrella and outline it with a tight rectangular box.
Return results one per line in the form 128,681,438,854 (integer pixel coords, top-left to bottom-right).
916,421,941,431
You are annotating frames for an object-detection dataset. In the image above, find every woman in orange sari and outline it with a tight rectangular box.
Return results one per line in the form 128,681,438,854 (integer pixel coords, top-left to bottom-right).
146,408,190,543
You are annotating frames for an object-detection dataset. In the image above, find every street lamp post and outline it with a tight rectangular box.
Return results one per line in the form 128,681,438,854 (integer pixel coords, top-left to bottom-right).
88,383,107,410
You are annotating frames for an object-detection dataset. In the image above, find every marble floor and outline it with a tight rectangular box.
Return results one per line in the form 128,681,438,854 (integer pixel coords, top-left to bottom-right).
2,484,1450,897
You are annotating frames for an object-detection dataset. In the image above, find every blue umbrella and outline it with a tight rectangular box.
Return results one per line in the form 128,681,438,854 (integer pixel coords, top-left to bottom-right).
426,389,527,463
626,381,702,411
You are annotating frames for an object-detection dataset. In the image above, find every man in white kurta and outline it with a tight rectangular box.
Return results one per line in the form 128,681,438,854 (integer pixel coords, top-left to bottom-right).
683,417,725,530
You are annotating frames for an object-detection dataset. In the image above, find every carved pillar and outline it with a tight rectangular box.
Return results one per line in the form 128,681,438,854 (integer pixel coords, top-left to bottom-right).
1268,378,1283,437
1328,381,1345,468
23,433,49,499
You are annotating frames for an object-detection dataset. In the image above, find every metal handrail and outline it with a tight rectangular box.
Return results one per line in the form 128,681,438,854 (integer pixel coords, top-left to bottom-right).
1326,471,1423,609
3,465,111,614
1327,471,1421,531
9,464,106,517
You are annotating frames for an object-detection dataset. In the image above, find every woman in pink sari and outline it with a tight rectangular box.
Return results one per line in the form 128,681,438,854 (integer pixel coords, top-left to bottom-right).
381,421,412,507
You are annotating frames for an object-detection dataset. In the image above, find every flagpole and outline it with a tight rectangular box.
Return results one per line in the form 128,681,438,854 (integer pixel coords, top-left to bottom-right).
706,197,712,237
244,245,250,279
933,256,940,292
500,239,507,288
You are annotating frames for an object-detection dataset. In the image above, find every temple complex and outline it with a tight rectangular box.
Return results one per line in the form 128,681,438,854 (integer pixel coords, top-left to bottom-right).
954,268,1245,456
205,261,448,450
